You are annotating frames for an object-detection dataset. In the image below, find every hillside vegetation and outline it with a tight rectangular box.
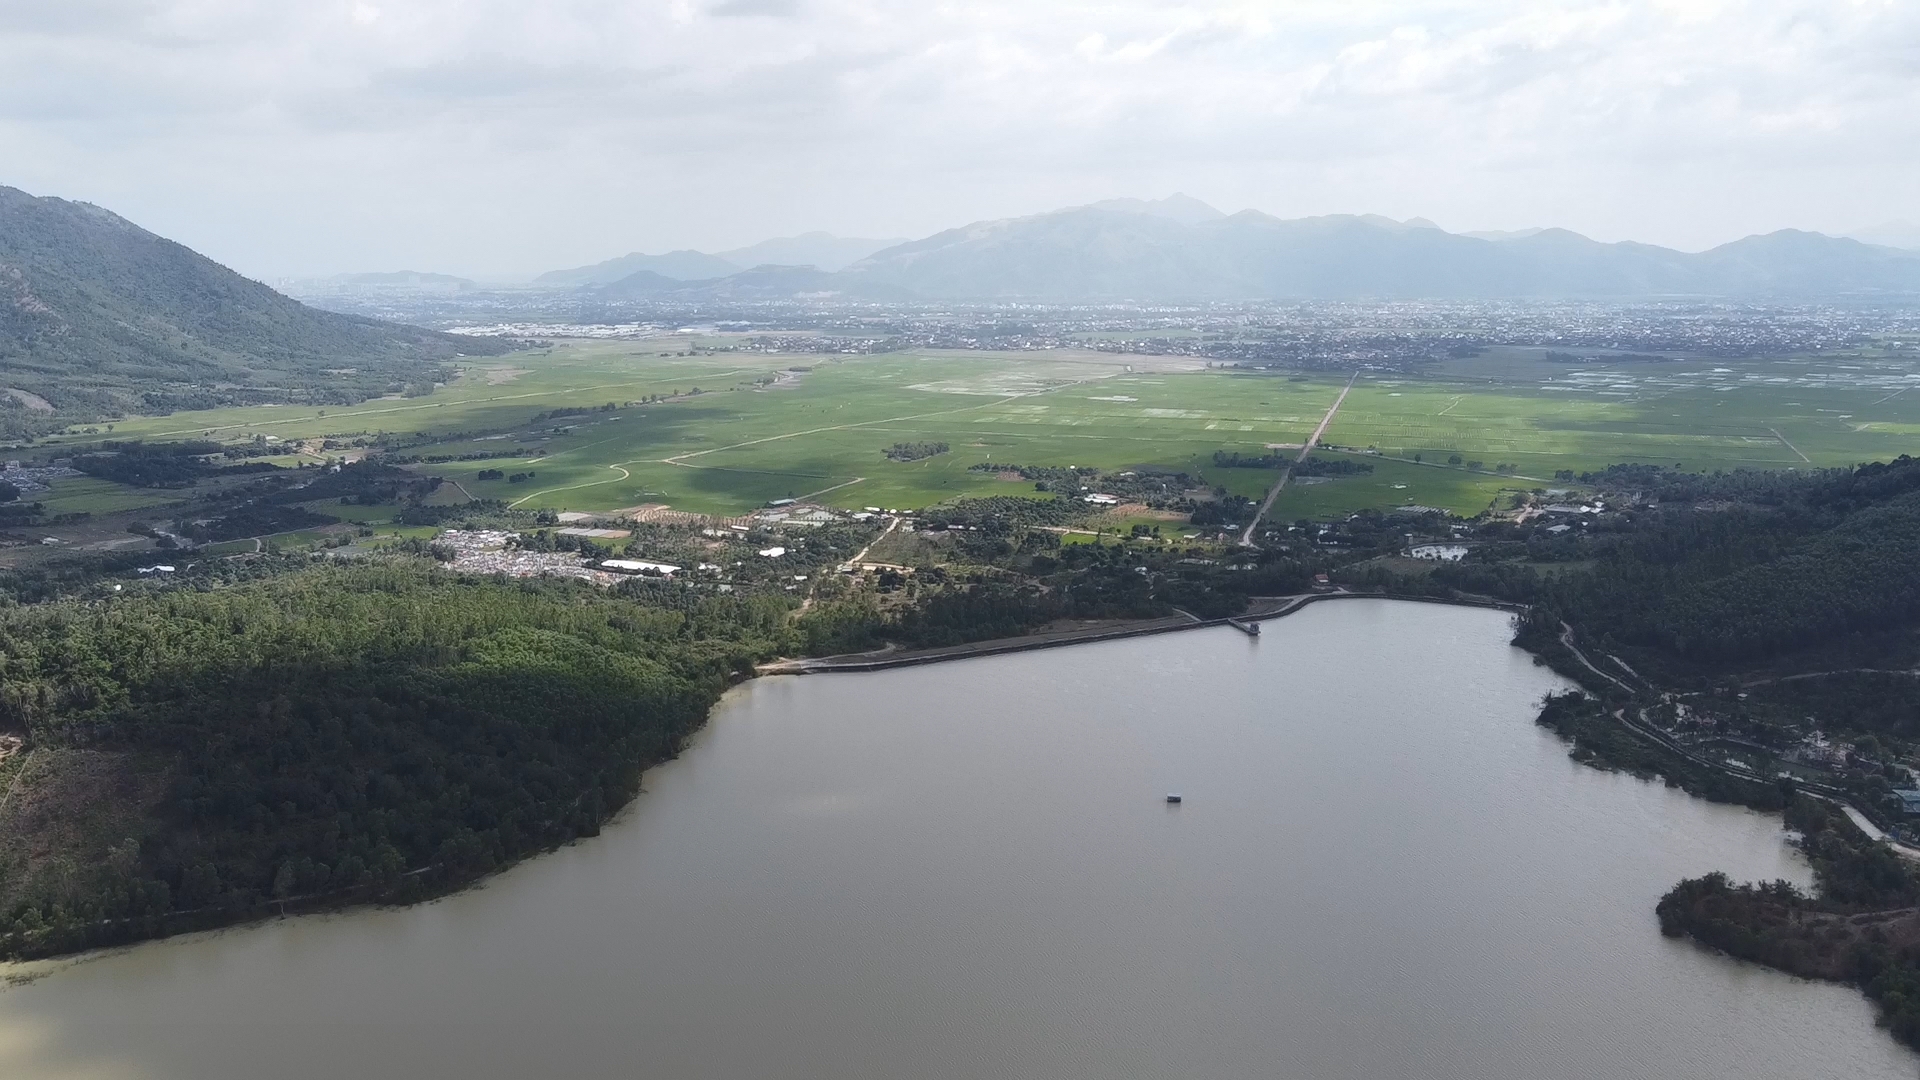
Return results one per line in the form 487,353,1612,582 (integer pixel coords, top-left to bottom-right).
1508,457,1920,675
0,185,510,438
0,565,786,958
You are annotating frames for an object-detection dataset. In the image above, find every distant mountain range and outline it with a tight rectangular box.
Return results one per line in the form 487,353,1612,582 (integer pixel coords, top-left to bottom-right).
0,184,505,431
537,249,742,286
836,197,1920,300
542,195,1920,303
537,232,908,287
717,233,910,273
596,263,914,302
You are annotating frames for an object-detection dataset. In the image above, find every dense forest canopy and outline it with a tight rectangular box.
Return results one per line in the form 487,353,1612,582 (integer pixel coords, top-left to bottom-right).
1406,456,1920,676
0,565,789,958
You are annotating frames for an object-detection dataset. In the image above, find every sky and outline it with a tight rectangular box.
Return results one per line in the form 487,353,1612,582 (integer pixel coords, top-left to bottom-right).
1,0,1916,279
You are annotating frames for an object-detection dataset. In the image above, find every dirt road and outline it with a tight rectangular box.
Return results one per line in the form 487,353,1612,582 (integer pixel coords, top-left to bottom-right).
1240,372,1357,545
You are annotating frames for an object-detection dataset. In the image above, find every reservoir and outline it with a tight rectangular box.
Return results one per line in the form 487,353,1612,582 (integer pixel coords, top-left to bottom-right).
0,600,1911,1078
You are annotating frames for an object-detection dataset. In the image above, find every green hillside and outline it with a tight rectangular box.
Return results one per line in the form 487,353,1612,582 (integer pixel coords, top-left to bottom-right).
0,185,511,439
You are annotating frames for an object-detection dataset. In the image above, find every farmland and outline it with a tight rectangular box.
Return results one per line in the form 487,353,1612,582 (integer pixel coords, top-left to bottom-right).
33,337,1920,523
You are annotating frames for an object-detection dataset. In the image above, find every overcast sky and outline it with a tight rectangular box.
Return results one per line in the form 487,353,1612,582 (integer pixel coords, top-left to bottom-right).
2,0,1915,279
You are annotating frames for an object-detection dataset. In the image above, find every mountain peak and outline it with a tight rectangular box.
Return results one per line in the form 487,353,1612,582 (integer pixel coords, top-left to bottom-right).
1462,227,1548,242
1088,193,1226,226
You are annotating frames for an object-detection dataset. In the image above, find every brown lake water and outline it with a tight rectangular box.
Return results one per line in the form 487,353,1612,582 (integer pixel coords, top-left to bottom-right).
0,600,1912,1079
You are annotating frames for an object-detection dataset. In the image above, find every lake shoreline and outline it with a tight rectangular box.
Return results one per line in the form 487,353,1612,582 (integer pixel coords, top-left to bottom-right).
759,588,1526,675
9,599,1910,1079
2,590,1517,966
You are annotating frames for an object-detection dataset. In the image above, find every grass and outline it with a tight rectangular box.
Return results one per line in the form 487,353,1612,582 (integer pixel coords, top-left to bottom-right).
32,476,182,516
297,500,395,524
32,341,1920,521
1325,348,1920,475
1269,455,1521,521
260,529,341,552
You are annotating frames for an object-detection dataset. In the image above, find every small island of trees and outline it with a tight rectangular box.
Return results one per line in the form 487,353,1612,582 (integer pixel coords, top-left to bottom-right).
884,441,949,462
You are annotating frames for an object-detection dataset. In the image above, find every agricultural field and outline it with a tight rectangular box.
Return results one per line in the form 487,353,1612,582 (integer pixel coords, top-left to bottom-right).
1325,350,1920,474
31,337,1920,523
31,476,182,517
1272,455,1517,522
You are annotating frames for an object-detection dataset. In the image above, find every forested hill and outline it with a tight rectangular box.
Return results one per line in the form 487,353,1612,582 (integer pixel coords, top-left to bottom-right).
1514,456,1920,678
0,185,510,433
0,565,789,959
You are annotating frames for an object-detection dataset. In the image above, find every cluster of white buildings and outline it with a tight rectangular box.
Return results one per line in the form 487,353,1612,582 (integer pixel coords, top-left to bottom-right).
435,530,618,584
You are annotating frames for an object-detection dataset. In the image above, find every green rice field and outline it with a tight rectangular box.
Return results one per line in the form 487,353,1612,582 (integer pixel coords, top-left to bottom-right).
43,339,1920,520
33,476,184,516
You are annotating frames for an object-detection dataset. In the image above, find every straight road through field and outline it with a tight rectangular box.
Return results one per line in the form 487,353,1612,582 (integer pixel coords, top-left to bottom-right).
1770,427,1812,464
1240,372,1358,546
796,477,867,501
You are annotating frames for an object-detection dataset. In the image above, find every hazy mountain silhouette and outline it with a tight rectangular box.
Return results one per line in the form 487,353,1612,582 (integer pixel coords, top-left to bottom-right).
1461,227,1548,242
537,249,740,286
539,199,1920,302
594,268,682,298
600,263,912,301
541,232,907,286
1087,193,1227,225
716,233,906,272
833,205,1920,300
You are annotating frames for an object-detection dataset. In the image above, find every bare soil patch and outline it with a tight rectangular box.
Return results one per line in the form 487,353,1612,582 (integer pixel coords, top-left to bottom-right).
4,388,53,412
1094,503,1185,526
0,748,171,912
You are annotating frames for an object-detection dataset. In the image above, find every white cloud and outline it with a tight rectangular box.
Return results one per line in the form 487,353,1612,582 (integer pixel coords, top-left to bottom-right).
0,0,1913,276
